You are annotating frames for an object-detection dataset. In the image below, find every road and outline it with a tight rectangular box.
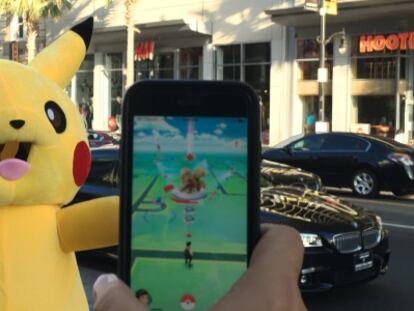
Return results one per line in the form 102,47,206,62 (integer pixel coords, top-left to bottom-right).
78,191,414,310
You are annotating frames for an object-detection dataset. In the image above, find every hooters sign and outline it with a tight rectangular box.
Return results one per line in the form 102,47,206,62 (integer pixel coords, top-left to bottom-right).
360,32,414,53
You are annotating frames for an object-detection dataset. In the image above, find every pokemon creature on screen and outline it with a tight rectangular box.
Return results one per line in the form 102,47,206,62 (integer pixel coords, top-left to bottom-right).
0,18,119,311
130,116,248,311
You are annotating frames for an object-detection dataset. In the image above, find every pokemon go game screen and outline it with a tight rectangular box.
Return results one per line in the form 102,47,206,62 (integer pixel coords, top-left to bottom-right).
131,116,248,311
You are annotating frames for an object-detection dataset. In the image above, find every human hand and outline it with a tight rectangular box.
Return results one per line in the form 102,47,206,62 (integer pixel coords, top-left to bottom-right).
93,224,306,311
93,274,148,311
210,224,306,311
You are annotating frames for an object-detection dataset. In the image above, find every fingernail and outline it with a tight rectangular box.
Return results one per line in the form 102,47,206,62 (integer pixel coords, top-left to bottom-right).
94,274,118,288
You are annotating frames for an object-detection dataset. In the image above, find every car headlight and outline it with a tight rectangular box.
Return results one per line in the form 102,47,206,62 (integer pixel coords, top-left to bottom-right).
388,152,414,166
300,233,323,248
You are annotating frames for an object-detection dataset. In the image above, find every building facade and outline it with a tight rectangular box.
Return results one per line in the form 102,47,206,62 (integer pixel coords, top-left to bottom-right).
268,0,414,143
2,0,414,144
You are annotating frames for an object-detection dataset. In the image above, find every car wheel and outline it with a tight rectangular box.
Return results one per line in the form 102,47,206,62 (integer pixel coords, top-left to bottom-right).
352,170,378,197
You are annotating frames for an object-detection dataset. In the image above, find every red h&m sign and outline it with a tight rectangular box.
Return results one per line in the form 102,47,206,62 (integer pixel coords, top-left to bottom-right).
360,32,414,53
135,41,154,61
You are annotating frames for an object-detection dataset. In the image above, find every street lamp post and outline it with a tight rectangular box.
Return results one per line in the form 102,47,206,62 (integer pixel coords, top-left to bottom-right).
319,9,327,122
317,19,346,127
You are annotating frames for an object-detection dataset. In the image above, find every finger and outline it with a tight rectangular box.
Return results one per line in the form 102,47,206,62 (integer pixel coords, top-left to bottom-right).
93,274,147,311
252,224,304,271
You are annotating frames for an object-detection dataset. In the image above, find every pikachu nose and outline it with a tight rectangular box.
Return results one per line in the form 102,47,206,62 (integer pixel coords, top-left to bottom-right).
9,119,25,130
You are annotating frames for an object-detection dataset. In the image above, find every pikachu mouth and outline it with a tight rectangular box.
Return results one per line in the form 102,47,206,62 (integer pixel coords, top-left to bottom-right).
0,142,32,181
0,141,32,162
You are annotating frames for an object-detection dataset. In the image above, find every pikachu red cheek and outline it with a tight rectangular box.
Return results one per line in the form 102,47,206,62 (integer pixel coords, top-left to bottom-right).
73,141,91,187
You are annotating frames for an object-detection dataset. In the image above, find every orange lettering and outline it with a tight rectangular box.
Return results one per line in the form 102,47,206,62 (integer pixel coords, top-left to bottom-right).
385,34,399,51
359,35,373,53
372,35,386,52
398,32,409,50
409,32,414,49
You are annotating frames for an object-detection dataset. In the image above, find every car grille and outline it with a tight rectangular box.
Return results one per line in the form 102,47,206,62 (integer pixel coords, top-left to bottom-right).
362,229,381,249
333,232,362,254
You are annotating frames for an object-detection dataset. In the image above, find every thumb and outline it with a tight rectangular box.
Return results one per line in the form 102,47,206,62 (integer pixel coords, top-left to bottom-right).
93,274,146,311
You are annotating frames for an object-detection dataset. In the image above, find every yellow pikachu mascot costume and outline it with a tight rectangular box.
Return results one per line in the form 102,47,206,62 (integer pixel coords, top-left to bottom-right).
0,17,119,310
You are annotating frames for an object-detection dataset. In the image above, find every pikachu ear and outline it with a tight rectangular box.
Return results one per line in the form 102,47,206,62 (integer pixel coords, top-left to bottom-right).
30,17,93,88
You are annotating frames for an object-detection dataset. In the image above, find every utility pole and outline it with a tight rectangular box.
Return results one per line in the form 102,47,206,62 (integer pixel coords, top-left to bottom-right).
305,0,340,131
319,8,327,122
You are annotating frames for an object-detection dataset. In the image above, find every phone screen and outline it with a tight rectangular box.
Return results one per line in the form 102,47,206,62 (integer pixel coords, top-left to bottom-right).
130,115,248,310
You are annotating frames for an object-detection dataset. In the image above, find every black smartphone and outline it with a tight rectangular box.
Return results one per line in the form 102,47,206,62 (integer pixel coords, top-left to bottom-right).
119,81,260,311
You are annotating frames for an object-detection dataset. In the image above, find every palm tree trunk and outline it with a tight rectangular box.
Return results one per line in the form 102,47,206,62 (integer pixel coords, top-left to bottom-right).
26,19,38,63
125,0,136,88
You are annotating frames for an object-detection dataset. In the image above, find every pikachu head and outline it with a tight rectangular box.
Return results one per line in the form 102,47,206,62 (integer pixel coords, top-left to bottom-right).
0,18,94,206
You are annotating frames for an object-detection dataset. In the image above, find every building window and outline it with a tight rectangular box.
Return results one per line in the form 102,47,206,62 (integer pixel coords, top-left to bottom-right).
351,56,407,80
356,95,405,138
76,55,94,129
18,17,24,39
179,47,202,79
296,39,333,80
216,45,241,80
136,52,174,80
106,53,123,127
215,42,270,144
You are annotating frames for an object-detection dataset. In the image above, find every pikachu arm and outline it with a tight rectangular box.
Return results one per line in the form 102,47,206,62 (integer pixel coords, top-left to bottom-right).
56,196,119,253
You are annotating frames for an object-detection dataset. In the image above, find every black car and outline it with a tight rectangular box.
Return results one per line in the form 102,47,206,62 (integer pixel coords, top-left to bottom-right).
263,132,414,197
72,145,390,291
261,159,322,191
87,130,120,148
260,183,389,291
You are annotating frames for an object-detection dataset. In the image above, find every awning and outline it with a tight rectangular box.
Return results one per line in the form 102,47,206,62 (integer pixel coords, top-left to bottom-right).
265,0,414,28
92,19,211,48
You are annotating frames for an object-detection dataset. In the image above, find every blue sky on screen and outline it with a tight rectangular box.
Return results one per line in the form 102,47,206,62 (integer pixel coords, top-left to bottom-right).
133,116,247,153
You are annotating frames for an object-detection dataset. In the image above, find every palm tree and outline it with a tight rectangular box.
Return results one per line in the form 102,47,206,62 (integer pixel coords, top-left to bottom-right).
0,0,72,63
104,0,138,88
124,0,138,88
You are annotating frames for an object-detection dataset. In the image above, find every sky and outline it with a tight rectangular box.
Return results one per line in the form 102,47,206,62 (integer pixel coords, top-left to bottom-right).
133,116,247,154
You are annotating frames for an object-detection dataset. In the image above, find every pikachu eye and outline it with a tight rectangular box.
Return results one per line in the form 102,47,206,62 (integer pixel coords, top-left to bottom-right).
44,101,66,134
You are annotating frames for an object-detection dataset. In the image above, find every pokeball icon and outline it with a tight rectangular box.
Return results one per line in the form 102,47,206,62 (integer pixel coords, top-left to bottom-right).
180,294,196,310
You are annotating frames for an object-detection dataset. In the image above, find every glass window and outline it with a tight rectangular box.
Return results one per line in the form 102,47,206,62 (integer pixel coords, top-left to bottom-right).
87,159,117,187
244,43,270,63
76,54,94,129
179,47,202,80
221,45,241,64
353,57,406,79
357,96,396,138
298,60,333,80
297,39,333,81
136,53,174,80
290,135,326,151
297,39,333,59
79,54,94,71
215,42,271,144
106,53,123,124
223,66,240,80
216,44,241,81
321,135,369,151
